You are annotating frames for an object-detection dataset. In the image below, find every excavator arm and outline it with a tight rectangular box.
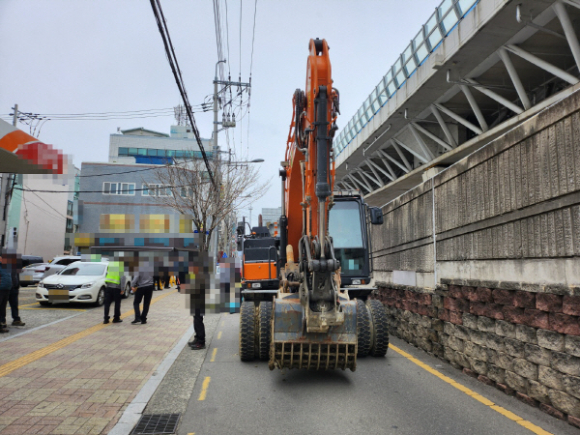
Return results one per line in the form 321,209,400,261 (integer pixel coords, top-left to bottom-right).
272,39,357,370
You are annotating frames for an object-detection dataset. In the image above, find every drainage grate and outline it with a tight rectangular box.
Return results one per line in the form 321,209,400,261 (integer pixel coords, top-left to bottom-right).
131,414,181,435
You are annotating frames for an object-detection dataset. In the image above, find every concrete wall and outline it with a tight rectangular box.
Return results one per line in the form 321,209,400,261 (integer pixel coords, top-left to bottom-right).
371,87,580,428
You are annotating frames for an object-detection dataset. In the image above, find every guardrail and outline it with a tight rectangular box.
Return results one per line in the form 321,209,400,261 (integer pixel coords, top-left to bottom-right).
333,0,479,157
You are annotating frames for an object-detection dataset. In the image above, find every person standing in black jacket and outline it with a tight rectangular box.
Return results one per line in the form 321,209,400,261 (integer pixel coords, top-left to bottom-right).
8,254,24,326
0,253,13,333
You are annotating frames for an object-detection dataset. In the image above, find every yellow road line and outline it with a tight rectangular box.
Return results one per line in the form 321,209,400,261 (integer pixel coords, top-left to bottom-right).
389,344,552,435
210,348,218,362
198,376,211,401
217,331,222,340
0,290,177,378
19,302,41,308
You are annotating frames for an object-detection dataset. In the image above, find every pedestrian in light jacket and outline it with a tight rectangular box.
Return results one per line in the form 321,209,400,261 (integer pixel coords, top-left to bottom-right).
131,259,154,325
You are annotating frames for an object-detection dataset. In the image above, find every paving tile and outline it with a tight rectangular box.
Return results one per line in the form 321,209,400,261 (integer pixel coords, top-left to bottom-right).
0,291,191,434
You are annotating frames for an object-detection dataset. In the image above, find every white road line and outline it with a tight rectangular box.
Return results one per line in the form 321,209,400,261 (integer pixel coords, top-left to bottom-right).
0,312,84,343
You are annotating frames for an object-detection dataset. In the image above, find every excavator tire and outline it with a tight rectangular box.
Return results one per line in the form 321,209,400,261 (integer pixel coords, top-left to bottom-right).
258,301,273,361
367,299,389,357
356,299,372,357
240,301,256,361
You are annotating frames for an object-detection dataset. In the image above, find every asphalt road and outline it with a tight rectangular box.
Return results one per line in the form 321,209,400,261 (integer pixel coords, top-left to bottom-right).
178,312,578,435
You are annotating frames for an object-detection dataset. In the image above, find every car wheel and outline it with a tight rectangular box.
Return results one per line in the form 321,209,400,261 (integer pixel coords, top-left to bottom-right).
95,287,105,307
123,282,131,299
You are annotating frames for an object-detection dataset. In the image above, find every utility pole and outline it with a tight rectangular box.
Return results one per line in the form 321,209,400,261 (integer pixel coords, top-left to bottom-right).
1,105,18,248
211,60,251,259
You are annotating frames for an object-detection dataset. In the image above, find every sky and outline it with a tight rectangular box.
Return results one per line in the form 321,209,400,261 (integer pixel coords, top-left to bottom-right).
0,0,439,227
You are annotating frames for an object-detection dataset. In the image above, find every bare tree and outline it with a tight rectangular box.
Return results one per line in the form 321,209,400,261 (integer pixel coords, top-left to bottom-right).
150,156,268,253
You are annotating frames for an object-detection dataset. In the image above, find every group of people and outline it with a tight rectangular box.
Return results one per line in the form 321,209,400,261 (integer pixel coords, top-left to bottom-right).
0,249,233,356
101,259,206,350
0,252,25,333
102,260,160,326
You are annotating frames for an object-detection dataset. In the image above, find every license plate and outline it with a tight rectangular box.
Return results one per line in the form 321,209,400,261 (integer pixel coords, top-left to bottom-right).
251,283,262,289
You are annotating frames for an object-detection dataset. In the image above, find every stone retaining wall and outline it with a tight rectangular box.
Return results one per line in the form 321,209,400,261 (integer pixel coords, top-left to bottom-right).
374,283,580,428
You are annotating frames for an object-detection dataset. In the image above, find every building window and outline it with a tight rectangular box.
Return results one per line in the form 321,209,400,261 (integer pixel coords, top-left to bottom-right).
66,218,73,233
180,187,193,198
103,182,135,195
67,200,74,217
118,147,129,156
142,184,172,197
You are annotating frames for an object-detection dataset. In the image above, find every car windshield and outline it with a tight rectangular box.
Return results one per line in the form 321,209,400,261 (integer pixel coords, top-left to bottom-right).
60,263,106,276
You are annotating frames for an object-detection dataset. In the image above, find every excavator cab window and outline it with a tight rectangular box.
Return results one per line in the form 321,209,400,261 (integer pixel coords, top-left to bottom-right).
328,199,368,278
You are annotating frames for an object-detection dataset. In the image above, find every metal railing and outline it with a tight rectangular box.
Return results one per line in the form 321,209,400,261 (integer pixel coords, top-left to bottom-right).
333,0,479,157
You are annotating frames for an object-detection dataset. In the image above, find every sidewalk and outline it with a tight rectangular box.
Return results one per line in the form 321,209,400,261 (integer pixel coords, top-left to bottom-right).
0,290,195,435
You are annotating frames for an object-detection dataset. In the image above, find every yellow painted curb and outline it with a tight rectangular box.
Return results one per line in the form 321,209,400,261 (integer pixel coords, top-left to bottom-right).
388,344,553,435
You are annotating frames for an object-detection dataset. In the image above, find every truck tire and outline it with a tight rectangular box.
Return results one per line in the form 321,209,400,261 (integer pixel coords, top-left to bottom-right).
239,301,256,361
258,301,273,361
356,299,372,357
367,299,389,357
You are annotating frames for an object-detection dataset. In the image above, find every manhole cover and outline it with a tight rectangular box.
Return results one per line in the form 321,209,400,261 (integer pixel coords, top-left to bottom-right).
131,414,181,435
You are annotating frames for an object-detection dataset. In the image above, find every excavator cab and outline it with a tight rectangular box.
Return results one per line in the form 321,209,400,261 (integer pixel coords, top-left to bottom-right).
330,190,384,299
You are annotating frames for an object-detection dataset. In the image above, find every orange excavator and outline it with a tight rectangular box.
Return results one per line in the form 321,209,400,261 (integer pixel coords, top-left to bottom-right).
239,38,388,370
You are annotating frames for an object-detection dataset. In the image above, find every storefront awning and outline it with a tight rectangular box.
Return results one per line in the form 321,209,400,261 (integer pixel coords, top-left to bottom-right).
0,119,65,174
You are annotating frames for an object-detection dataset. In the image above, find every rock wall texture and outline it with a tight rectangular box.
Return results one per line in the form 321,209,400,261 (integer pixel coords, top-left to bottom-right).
374,284,580,428
371,86,580,428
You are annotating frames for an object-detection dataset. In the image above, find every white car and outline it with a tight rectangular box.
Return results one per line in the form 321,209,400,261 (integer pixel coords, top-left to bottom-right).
36,261,109,306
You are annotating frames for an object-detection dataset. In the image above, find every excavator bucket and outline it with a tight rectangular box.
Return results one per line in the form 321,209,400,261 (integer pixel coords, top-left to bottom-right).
268,293,358,371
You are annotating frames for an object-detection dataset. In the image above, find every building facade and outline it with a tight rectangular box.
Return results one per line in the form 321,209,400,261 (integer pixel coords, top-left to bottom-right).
108,127,213,166
6,163,78,261
75,162,196,251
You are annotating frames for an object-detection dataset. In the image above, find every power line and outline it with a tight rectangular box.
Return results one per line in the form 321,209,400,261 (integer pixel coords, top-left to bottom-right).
225,0,231,77
25,188,68,219
150,0,216,187
239,0,243,76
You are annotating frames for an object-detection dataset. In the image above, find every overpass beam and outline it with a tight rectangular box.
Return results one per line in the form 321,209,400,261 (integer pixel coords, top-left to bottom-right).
434,104,483,135
554,1,580,73
378,147,411,174
392,137,430,165
463,79,523,114
561,0,580,10
341,179,356,190
346,173,370,193
364,160,386,186
459,84,489,133
368,157,395,181
357,169,380,189
412,122,454,152
409,124,435,160
430,105,457,148
391,141,413,171
504,44,579,85
498,48,532,110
